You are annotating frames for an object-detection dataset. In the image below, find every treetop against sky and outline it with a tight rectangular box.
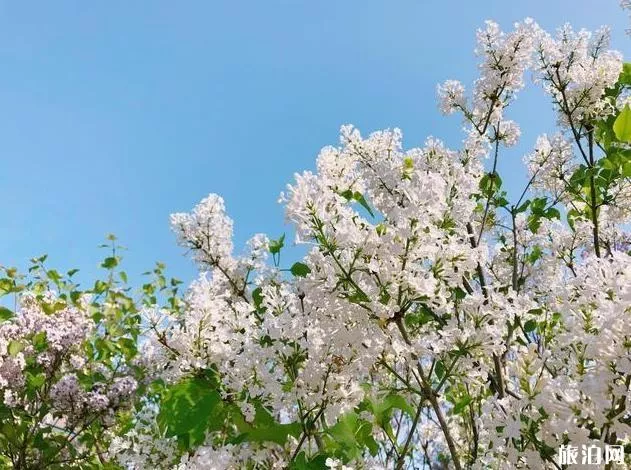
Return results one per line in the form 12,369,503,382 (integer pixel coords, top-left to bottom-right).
0,0,628,285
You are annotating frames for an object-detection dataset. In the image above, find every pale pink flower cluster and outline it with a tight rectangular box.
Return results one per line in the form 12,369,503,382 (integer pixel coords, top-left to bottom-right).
0,292,92,394
0,290,139,465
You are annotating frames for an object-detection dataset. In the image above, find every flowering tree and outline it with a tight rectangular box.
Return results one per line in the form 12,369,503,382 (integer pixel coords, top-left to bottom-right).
3,14,631,470
107,17,631,470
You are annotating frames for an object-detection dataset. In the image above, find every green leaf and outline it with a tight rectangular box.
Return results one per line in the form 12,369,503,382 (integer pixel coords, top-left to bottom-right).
326,412,378,460
157,377,224,448
290,262,311,277
232,403,300,445
252,287,265,313
70,290,82,304
619,62,631,86
347,290,369,304
527,246,543,264
32,332,47,352
269,234,285,255
117,337,137,360
403,156,414,170
434,360,446,380
8,340,24,356
101,257,118,269
402,156,414,179
289,453,330,470
527,198,560,233
0,307,13,322
404,304,434,327
523,319,537,333
479,172,502,197
530,197,548,214
452,286,467,301
365,393,415,441
27,372,46,389
595,117,617,150
545,207,561,220
567,208,582,230
339,189,353,200
452,395,472,415
0,279,21,297
494,195,509,208
93,280,108,294
614,105,631,142
372,394,414,422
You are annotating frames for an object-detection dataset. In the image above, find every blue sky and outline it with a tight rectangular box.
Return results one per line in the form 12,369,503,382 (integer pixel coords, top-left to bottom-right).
0,1,629,286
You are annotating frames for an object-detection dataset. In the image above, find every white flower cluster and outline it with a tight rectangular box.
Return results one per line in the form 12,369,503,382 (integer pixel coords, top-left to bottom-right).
170,194,234,266
438,19,537,151
110,404,180,469
534,24,622,125
524,133,576,196
476,252,631,467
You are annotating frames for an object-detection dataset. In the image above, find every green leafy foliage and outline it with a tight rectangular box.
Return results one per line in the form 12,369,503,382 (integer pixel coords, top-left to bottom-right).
158,376,224,448
365,393,414,427
324,411,379,461
269,233,286,255
613,105,631,142
479,172,502,198
290,262,311,277
527,197,560,232
157,374,302,452
357,392,415,450
523,319,538,333
0,306,13,321
451,394,473,416
231,402,301,445
269,233,286,266
289,452,330,470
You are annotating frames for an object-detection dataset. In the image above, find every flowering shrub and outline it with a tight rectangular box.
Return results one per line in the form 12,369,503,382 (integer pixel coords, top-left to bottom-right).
0,238,173,469
4,13,631,470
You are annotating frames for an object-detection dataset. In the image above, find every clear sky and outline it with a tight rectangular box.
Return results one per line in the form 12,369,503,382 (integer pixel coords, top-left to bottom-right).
0,1,629,286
